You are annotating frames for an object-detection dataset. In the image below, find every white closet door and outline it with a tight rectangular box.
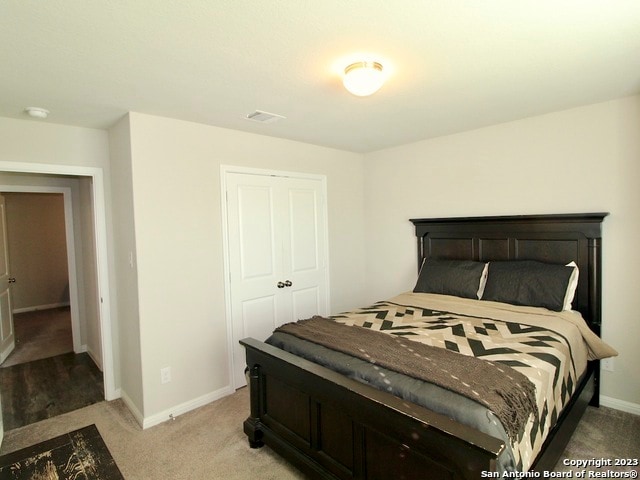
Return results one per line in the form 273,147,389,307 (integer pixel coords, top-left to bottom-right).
282,183,327,323
225,171,329,388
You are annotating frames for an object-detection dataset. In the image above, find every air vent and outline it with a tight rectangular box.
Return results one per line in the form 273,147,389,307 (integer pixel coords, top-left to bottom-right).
244,110,286,124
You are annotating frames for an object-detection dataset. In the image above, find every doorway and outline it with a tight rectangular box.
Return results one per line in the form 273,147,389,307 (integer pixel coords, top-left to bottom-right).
0,185,105,430
0,162,116,406
0,187,85,360
0,192,76,367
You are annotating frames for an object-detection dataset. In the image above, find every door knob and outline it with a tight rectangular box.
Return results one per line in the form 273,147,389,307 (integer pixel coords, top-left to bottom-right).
284,280,292,287
277,281,285,288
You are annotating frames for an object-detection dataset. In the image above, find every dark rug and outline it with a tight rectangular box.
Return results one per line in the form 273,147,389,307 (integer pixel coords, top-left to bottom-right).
0,352,104,430
0,424,123,479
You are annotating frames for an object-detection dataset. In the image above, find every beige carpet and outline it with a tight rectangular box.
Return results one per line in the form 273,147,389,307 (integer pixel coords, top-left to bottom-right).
1,388,304,480
1,387,638,479
1,307,73,368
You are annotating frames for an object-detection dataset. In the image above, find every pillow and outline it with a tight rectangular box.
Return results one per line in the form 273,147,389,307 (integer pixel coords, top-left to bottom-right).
413,259,488,299
482,260,574,311
563,261,579,311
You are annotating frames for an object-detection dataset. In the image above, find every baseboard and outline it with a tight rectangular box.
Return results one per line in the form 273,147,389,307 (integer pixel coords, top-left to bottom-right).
0,340,15,364
142,385,234,430
12,302,70,314
600,395,640,415
85,346,103,371
119,389,144,428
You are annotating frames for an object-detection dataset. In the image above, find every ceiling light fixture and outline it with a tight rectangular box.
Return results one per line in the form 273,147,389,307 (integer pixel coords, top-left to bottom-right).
25,107,50,119
342,61,385,97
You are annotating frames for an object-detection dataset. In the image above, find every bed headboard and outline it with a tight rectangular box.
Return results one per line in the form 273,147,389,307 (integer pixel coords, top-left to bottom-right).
410,213,608,334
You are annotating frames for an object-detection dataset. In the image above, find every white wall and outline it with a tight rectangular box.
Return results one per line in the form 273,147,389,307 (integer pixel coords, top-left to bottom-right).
124,112,367,421
363,95,640,409
108,116,144,416
0,118,111,169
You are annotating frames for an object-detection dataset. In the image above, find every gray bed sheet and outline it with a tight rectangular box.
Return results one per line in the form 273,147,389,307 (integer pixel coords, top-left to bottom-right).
266,331,517,473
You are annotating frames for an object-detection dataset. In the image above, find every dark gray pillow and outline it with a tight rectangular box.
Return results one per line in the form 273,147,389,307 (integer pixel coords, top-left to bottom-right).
413,259,487,299
482,261,573,311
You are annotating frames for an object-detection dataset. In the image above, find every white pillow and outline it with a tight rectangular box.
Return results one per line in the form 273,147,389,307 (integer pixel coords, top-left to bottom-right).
563,261,579,310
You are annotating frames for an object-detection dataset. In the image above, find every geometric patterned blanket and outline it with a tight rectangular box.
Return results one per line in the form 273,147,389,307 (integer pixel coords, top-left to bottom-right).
276,316,537,443
331,298,581,471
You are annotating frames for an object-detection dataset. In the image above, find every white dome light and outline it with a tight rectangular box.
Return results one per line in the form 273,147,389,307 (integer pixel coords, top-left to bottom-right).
342,61,385,97
25,107,50,119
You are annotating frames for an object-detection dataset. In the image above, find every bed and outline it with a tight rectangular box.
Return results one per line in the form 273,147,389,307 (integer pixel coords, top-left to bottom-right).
241,213,613,479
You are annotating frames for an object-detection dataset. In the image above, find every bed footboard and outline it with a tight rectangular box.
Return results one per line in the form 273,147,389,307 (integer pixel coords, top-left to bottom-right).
241,338,504,480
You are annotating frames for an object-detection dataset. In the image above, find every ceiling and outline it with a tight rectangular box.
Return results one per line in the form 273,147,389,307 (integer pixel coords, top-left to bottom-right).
2,1,639,153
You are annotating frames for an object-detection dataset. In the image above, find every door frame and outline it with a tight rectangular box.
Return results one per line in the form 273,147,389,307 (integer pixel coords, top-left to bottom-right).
0,161,116,401
220,165,331,390
0,186,82,354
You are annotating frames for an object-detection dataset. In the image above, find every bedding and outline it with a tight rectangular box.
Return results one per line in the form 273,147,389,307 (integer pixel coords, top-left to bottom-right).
267,292,617,472
275,316,537,443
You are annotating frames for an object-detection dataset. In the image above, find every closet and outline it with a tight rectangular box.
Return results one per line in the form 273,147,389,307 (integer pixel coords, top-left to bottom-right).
224,169,329,387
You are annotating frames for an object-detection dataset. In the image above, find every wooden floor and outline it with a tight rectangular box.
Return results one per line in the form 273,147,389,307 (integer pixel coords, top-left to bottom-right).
0,352,104,430
0,308,104,431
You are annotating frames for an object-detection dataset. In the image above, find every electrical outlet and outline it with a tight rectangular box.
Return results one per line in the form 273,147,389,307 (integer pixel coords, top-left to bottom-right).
601,358,615,372
160,367,171,384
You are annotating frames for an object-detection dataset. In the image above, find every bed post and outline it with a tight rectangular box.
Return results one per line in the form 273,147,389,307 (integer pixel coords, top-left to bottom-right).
588,236,602,407
587,237,602,335
243,364,265,448
416,235,425,273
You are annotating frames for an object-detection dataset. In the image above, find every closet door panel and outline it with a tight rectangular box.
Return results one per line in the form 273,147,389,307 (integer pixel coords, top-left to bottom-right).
291,286,321,322
283,178,328,321
226,174,282,387
226,171,329,388
287,187,319,273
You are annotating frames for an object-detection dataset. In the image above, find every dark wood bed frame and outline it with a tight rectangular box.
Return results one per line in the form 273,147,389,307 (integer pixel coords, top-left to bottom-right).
241,213,608,479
